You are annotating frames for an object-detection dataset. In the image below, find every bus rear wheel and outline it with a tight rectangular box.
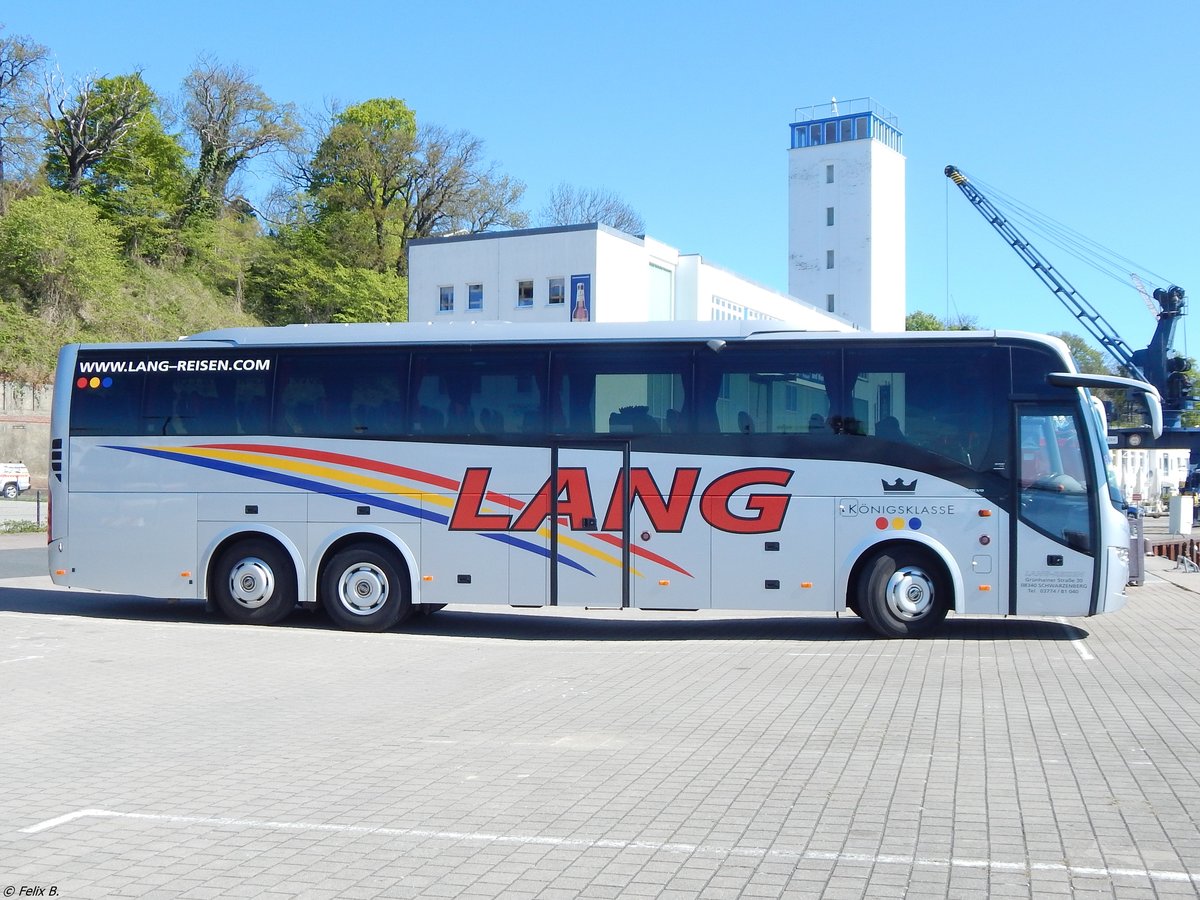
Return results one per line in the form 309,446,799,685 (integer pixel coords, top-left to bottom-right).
212,538,297,625
321,545,411,632
857,547,949,638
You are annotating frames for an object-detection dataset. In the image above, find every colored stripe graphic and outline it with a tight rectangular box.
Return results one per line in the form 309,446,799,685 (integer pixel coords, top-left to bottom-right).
191,444,691,578
111,445,592,575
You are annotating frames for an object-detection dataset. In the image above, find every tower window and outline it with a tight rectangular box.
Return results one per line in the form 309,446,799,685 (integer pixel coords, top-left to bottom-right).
826,164,834,184
826,207,834,226
827,294,835,312
826,250,835,269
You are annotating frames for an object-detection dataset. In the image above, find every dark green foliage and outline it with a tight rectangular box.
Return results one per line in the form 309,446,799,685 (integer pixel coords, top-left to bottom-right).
0,39,520,383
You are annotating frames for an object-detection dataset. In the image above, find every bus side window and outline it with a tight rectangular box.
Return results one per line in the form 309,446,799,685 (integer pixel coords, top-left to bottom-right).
694,345,837,436
276,378,327,435
550,346,689,437
412,349,546,437
847,346,1007,471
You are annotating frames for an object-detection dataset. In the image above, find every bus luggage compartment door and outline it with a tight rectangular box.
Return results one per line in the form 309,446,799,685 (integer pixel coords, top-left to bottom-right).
553,444,627,609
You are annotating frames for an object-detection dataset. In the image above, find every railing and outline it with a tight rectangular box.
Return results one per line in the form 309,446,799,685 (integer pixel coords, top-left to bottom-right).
792,97,898,127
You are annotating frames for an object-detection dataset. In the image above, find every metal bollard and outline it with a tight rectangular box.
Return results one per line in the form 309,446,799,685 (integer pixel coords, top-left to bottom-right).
1128,510,1145,586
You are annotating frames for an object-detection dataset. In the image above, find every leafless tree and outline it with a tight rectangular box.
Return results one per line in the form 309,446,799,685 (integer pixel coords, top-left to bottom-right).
0,27,47,213
43,69,151,194
181,55,300,218
398,124,528,270
537,182,645,234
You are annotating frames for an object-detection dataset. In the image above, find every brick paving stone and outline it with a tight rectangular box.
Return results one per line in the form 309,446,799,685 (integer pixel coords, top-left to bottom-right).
3,556,1200,896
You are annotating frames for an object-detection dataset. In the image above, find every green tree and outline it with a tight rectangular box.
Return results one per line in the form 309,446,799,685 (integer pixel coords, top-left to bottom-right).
0,190,123,322
1049,332,1113,375
0,27,48,214
905,310,979,331
181,56,300,220
44,71,153,195
79,82,188,260
306,101,527,275
905,310,945,331
307,97,417,272
245,221,406,324
179,213,265,310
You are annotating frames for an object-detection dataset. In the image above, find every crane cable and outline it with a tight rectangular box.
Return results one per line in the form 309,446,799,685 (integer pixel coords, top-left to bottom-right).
962,171,1176,302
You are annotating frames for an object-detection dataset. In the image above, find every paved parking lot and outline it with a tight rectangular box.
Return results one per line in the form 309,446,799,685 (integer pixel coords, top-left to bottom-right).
2,538,1199,898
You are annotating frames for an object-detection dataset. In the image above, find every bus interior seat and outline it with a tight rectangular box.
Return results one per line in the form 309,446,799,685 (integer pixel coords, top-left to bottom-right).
738,411,755,434
876,416,905,442
610,406,660,434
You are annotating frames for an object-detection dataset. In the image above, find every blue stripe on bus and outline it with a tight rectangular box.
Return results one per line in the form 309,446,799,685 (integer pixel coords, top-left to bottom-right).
107,445,594,576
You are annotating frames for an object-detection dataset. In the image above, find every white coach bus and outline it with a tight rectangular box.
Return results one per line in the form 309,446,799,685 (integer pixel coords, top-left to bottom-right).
47,322,1160,637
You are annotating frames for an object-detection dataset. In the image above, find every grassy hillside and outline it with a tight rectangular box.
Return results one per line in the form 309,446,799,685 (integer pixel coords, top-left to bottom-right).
0,262,260,386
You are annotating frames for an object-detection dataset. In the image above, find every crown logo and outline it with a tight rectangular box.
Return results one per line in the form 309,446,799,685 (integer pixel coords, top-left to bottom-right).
882,478,917,493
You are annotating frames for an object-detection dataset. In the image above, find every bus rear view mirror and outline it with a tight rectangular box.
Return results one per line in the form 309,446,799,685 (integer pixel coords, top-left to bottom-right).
1047,372,1163,439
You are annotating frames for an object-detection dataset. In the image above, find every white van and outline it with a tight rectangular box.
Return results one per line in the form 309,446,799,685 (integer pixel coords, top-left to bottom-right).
1,462,31,499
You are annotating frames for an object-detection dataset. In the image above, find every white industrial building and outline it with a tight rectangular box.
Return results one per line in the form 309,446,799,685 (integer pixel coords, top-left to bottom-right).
408,224,855,328
408,97,906,331
1112,447,1191,515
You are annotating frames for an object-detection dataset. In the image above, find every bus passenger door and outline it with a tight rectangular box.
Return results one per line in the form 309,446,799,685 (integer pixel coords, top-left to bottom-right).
552,443,628,609
1011,404,1099,616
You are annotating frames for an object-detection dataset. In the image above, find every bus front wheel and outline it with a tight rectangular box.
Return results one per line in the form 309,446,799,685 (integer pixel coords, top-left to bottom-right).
212,538,297,625
321,545,411,632
856,547,950,638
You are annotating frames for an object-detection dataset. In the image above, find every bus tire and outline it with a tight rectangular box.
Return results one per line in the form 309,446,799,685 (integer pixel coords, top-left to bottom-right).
857,546,949,638
211,538,297,626
321,545,411,632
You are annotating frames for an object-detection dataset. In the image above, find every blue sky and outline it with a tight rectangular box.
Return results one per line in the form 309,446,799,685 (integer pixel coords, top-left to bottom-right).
6,1,1197,361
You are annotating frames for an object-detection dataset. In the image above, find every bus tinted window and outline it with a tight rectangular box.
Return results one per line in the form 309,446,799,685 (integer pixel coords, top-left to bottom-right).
411,349,548,436
846,346,1008,471
551,347,690,435
273,351,406,437
70,356,145,436
142,363,272,436
1010,346,1069,396
695,345,839,435
71,351,275,436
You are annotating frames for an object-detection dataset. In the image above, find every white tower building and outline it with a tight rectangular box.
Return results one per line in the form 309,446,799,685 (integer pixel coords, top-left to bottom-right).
788,98,906,332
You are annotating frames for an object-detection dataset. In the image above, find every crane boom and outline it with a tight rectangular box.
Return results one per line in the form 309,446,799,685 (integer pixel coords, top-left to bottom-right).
944,165,1146,382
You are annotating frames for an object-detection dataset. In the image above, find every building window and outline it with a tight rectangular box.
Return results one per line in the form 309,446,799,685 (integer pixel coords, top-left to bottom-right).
548,277,565,305
827,294,835,312
648,263,673,321
439,285,454,312
468,283,483,311
826,207,834,226
826,164,834,184
517,280,534,308
826,250,835,269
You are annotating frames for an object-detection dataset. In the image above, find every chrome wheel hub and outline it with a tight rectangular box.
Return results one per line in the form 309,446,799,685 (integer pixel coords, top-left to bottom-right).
228,557,275,610
884,565,935,621
337,563,389,616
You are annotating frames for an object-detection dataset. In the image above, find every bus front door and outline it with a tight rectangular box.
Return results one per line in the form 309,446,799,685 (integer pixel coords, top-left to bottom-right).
552,443,629,609
1011,404,1099,616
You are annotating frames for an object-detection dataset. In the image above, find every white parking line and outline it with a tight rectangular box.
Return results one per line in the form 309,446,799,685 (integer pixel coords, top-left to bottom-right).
0,655,44,665
1056,616,1095,660
19,808,1199,885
